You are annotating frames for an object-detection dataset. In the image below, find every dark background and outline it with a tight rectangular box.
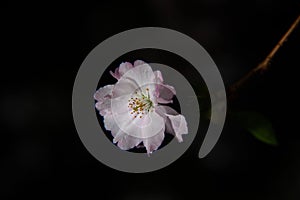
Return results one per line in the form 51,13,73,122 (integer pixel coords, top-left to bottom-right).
1,0,300,199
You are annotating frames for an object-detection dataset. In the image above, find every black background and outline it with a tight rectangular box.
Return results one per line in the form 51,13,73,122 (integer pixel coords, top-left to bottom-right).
1,1,300,199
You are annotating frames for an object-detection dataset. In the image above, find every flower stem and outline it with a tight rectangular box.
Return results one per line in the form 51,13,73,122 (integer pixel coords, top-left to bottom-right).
229,14,300,98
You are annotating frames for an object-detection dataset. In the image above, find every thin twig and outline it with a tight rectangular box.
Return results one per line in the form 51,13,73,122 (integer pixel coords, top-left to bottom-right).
229,15,300,97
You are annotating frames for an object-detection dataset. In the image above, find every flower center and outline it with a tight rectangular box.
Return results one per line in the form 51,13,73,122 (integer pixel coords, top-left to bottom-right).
128,88,153,119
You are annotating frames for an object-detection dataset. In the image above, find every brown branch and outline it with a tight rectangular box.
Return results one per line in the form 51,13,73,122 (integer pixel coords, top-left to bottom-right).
229,15,300,97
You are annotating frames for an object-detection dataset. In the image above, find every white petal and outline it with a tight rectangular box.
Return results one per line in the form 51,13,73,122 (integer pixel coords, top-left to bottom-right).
111,110,165,139
134,60,146,67
154,70,163,83
143,129,165,154
113,130,142,150
110,117,122,137
156,84,176,104
95,98,111,116
118,62,133,76
94,85,114,103
155,105,176,134
165,114,188,142
103,104,162,151
110,62,133,80
153,70,176,104
111,95,131,115
156,105,188,142
155,105,178,117
103,113,115,131
109,69,120,80
121,64,155,89
112,78,138,98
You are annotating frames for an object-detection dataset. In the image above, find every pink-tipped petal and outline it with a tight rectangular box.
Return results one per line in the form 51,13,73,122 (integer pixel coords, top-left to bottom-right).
111,107,165,139
95,99,111,116
133,60,146,67
156,84,176,104
143,129,165,154
154,70,163,83
94,85,114,102
120,64,156,90
110,62,133,80
118,62,133,75
112,78,138,98
155,105,188,142
113,131,142,150
153,70,176,103
103,113,115,131
165,114,188,142
110,70,120,80
155,105,178,117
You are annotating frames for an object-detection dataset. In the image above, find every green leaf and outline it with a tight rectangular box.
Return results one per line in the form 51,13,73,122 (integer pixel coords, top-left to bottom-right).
231,111,278,146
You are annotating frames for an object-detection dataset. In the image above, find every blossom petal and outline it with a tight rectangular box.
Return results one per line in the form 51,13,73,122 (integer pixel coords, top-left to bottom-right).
111,123,142,150
154,70,163,83
165,114,188,142
113,131,142,150
94,85,114,103
155,105,176,134
156,84,176,104
112,78,138,98
143,129,165,154
155,105,178,117
153,71,163,98
111,95,131,115
111,109,165,139
121,64,156,90
103,113,115,132
153,70,176,104
110,69,120,80
105,108,165,152
110,62,133,80
133,60,145,67
118,62,133,76
156,105,188,142
95,99,111,116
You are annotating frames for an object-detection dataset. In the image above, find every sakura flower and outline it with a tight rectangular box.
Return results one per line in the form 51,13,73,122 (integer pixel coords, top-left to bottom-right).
94,60,188,154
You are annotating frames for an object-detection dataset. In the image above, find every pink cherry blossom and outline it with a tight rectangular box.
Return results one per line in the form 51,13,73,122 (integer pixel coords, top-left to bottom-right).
94,60,188,154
